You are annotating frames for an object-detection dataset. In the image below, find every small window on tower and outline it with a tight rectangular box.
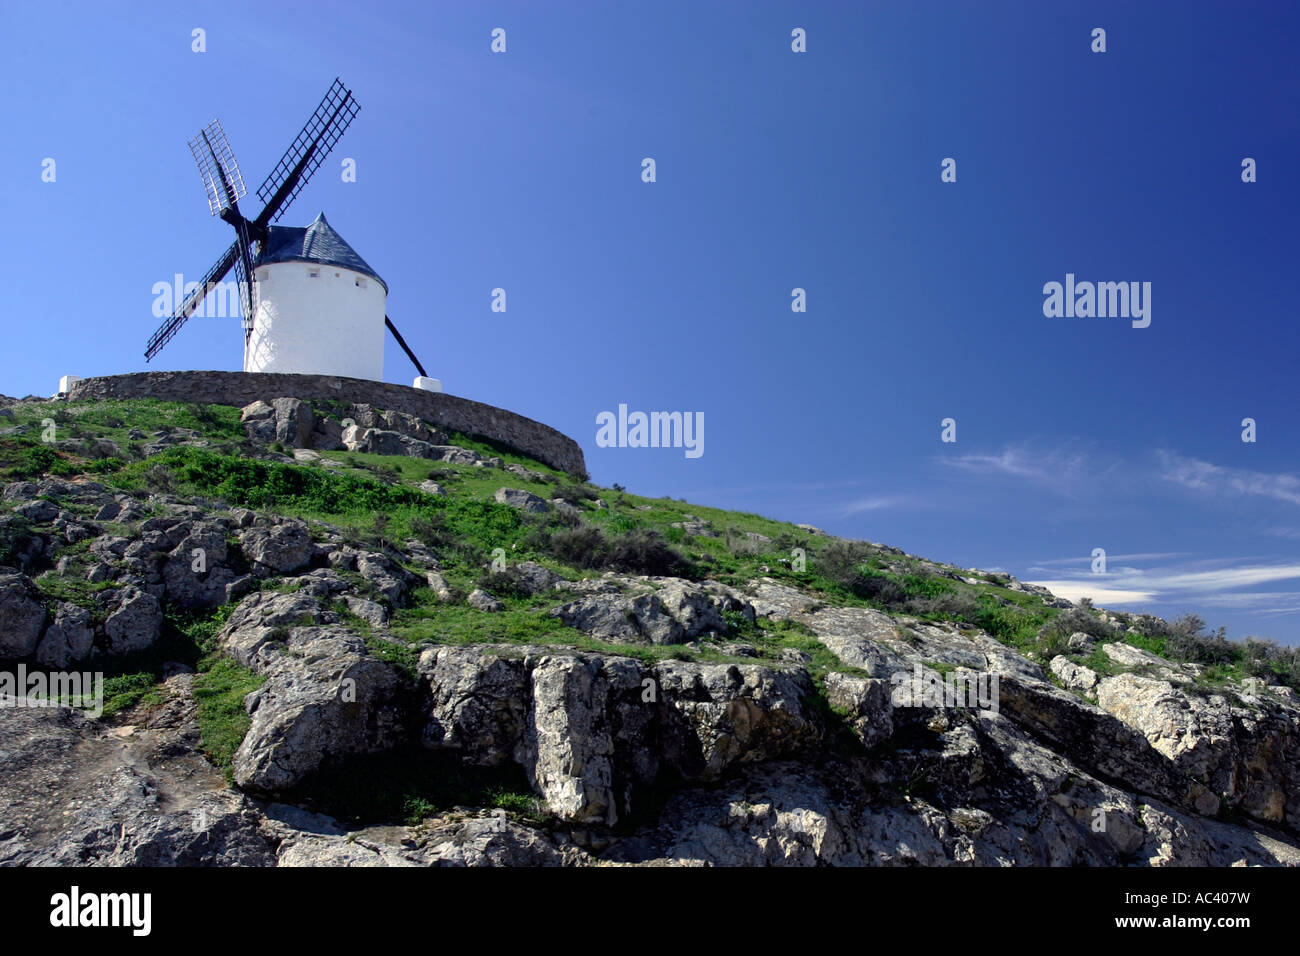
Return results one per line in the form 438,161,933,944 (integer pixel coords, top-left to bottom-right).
258,269,268,281
308,268,320,278
355,277,366,289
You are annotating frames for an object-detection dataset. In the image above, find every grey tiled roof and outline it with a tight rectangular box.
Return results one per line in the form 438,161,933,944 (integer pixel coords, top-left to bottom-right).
254,212,387,291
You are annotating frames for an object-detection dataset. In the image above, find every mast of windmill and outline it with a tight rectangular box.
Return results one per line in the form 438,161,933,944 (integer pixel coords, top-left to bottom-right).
144,78,429,383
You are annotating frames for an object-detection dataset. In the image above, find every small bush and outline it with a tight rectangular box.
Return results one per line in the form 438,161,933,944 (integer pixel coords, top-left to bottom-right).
477,569,532,600
606,527,688,576
545,524,607,569
1168,627,1237,666
911,589,981,621
142,463,174,493
541,523,688,577
814,540,908,608
552,484,597,506
1241,637,1300,688
1040,607,1115,642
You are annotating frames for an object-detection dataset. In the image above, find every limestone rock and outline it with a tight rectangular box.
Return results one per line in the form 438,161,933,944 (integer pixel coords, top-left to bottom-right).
467,588,504,612
102,586,163,656
494,487,549,513
1050,655,1099,693
231,624,406,793
0,570,46,659
34,602,94,668
239,522,313,576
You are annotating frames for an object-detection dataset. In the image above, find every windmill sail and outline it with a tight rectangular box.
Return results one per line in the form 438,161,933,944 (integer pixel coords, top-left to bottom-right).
144,241,242,361
145,78,361,362
254,78,359,227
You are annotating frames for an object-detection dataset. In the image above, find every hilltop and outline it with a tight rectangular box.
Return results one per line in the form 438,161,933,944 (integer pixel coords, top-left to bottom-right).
0,392,1297,866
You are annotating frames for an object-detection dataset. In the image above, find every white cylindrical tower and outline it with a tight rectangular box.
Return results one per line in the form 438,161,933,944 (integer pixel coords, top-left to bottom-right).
243,213,387,380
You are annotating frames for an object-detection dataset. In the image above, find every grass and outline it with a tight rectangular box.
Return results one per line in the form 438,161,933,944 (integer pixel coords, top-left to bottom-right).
102,672,169,716
192,656,264,774
1077,647,1119,678
32,568,118,613
76,602,264,774
1123,631,1169,657
3,395,1287,713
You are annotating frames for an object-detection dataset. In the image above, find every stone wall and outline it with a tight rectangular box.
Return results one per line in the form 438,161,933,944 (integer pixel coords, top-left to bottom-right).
66,371,587,477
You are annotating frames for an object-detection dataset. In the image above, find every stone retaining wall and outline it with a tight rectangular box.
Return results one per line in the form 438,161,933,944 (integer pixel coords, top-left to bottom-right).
66,371,587,477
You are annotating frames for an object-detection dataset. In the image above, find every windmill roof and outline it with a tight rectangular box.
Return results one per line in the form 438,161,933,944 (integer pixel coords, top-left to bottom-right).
254,212,387,292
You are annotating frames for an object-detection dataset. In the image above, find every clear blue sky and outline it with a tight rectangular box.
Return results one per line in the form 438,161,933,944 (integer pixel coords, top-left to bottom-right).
3,1,1298,643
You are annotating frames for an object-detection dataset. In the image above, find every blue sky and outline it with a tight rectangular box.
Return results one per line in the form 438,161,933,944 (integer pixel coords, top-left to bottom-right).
3,1,1298,642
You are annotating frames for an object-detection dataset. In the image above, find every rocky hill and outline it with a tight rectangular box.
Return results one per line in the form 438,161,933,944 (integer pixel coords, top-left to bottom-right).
0,393,1297,866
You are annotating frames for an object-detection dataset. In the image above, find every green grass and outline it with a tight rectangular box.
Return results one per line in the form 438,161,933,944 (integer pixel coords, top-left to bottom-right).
6,399,244,444
8,396,1284,701
63,602,264,772
101,672,168,716
31,568,118,613
1123,631,1169,658
192,656,265,774
1078,647,1119,677
1,441,83,479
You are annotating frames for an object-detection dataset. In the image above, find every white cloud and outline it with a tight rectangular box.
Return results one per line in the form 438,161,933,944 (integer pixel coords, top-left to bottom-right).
1027,581,1155,604
1028,552,1191,569
1025,557,1300,619
940,445,1089,484
1160,452,1300,507
841,495,909,515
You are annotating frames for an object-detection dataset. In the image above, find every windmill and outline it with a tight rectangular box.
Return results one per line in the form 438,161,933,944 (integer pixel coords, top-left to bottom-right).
144,78,431,385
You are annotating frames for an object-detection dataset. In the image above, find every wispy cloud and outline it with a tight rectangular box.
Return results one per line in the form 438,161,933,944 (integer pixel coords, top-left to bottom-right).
941,445,1086,482
1029,582,1157,604
1029,552,1192,569
1160,452,1300,507
841,495,911,516
1026,556,1300,619
936,441,1107,495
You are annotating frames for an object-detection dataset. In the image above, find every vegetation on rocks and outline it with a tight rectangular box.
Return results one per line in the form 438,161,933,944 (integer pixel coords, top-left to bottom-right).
1,394,1298,866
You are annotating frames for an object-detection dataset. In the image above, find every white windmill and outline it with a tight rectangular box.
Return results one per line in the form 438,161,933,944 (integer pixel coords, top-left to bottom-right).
143,78,438,391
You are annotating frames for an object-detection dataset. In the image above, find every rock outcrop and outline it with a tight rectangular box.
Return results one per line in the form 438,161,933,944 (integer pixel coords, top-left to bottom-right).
1,391,1296,869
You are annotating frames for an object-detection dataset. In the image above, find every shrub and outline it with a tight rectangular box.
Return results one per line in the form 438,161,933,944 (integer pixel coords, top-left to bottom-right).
1241,637,1300,688
409,512,487,566
540,524,689,577
142,463,174,493
911,589,981,621
552,484,597,506
1167,626,1237,666
477,569,532,600
813,540,909,608
1040,606,1115,642
606,527,687,576
1132,613,1174,639
0,515,37,568
544,524,607,569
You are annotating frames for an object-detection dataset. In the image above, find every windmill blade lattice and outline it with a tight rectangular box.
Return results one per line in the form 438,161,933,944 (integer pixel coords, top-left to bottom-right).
144,240,241,361
254,78,359,227
188,120,247,216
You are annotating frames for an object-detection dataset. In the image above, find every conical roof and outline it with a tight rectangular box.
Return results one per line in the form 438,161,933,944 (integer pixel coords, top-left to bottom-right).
254,212,387,292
